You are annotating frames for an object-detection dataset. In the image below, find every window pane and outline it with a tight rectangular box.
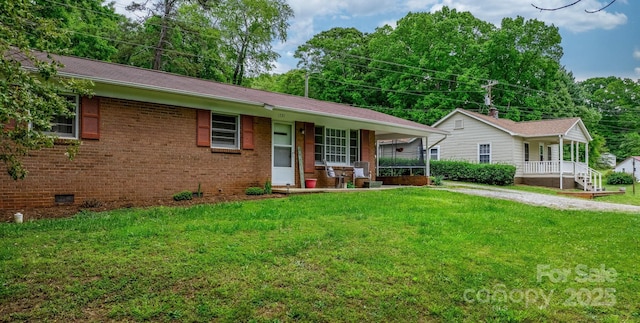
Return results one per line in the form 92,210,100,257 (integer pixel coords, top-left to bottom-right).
211,113,238,148
274,146,292,167
43,94,78,138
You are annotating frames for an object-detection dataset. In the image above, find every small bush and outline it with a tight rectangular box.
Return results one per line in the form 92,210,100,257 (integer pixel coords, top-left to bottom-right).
430,160,515,186
606,172,635,185
245,187,265,195
264,180,272,194
431,175,444,186
173,190,193,201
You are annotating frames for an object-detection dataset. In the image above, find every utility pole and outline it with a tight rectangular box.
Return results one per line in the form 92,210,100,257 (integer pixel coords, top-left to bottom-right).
304,72,309,98
633,157,636,195
482,80,499,117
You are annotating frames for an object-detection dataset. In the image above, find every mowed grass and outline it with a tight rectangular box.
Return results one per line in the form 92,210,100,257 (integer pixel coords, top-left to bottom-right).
1,188,639,322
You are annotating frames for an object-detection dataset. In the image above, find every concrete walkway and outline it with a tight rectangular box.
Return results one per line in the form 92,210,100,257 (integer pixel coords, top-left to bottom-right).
434,183,640,213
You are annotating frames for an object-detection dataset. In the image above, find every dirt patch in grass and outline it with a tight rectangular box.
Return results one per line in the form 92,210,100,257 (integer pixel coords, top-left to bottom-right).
1,194,286,222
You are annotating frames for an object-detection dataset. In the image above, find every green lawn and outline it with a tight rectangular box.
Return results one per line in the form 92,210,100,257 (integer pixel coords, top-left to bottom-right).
1,188,639,322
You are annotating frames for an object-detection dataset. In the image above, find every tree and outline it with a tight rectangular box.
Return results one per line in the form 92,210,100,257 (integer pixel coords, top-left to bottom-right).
366,8,494,124
125,0,215,70
1,0,91,180
294,27,371,105
32,0,123,61
214,0,293,85
580,77,640,160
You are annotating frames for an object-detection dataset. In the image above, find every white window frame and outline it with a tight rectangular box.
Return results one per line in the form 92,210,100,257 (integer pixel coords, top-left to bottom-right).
314,126,360,166
478,143,491,164
42,94,79,139
429,146,440,161
211,113,239,149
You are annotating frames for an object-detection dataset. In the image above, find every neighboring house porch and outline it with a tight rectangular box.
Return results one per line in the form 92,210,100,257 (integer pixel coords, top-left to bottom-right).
432,108,600,191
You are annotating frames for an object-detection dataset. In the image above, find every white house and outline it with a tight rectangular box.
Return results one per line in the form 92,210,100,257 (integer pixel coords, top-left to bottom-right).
431,108,600,190
614,156,640,181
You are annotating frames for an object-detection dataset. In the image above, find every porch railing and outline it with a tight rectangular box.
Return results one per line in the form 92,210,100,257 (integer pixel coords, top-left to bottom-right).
523,161,602,191
574,162,603,191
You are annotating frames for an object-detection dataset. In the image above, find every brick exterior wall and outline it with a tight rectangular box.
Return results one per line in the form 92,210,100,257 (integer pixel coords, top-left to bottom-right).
1,97,272,215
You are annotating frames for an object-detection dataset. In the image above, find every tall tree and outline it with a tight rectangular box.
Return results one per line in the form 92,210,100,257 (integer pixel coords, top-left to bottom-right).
125,0,214,70
294,27,371,105
580,77,640,160
214,0,293,85
1,0,90,179
367,8,494,124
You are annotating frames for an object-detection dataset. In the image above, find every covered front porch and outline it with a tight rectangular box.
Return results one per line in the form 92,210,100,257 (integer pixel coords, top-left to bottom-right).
520,136,601,191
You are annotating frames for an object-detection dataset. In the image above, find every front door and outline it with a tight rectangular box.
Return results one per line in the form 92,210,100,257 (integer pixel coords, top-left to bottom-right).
272,122,295,185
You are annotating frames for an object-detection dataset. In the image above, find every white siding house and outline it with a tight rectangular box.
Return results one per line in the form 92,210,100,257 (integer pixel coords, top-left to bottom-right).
431,108,598,190
614,157,640,181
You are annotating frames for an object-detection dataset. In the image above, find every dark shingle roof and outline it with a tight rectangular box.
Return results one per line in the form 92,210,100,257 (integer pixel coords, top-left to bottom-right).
19,51,446,135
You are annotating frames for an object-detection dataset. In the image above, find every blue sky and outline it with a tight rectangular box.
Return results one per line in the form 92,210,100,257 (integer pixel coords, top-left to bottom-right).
114,0,640,81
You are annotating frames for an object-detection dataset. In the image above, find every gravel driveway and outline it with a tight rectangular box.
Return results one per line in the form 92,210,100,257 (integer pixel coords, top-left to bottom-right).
436,184,640,213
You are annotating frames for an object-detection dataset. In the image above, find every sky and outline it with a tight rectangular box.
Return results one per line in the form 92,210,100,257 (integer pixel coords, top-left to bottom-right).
113,0,640,81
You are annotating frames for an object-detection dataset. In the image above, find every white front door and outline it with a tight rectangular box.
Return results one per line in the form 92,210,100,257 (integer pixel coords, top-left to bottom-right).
272,122,295,185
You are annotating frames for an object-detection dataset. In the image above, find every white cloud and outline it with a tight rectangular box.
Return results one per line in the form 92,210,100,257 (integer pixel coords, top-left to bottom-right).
634,49,640,60
378,19,398,29
635,67,640,76
421,0,628,32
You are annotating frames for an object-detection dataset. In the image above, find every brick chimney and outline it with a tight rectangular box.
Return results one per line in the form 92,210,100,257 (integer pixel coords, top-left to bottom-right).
488,106,498,119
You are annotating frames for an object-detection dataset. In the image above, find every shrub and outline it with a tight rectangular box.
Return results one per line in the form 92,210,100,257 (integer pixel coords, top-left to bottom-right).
173,190,193,201
430,160,515,186
245,187,265,195
264,179,272,194
606,172,635,185
431,175,444,186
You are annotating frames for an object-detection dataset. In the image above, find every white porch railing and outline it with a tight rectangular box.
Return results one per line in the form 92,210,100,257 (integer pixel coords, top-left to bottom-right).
574,162,603,191
523,161,560,174
523,161,602,191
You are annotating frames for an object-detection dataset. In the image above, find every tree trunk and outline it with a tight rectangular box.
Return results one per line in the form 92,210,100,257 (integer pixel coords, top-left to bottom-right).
152,0,174,70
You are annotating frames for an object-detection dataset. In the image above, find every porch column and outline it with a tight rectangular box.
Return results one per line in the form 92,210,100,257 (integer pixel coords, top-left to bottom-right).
576,143,580,164
585,142,589,167
559,135,563,190
570,141,574,162
425,136,430,178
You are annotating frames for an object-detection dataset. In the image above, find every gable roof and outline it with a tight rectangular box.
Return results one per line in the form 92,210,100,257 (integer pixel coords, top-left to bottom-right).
432,108,592,141
16,50,447,137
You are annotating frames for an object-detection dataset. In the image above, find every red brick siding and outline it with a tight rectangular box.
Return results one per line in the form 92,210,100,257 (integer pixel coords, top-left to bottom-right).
1,97,272,215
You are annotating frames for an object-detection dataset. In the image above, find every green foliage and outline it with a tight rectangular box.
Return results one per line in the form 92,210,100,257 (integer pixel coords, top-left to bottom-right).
264,179,272,194
431,175,444,186
430,160,516,186
346,181,355,188
0,0,92,180
173,190,193,201
606,172,635,185
245,187,265,195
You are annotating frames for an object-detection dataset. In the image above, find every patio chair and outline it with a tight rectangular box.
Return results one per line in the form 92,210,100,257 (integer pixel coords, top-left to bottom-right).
324,159,346,188
353,161,371,182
